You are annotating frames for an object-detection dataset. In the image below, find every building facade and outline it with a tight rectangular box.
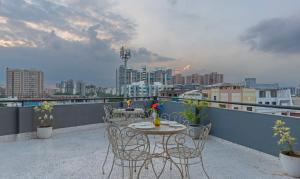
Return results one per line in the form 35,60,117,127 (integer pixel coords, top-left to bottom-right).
184,72,224,86
116,65,173,96
56,80,86,96
173,74,185,85
202,83,256,111
6,68,44,98
255,88,293,114
126,81,168,97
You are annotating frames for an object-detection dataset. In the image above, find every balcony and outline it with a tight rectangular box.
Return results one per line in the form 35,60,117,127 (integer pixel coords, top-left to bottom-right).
0,98,300,179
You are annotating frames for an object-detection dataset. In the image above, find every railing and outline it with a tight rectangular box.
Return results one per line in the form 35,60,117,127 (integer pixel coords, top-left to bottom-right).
1,96,300,110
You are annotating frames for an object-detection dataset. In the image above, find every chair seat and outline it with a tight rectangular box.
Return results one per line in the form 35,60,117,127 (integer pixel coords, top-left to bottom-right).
167,147,200,159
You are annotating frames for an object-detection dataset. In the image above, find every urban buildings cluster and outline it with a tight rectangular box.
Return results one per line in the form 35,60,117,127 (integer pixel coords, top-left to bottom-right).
116,65,224,97
2,67,300,117
116,65,173,96
173,72,224,85
3,68,116,99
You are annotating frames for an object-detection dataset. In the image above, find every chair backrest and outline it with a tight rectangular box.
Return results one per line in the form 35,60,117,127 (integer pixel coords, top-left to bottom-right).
107,125,150,161
166,123,211,157
170,112,190,125
187,123,211,152
160,113,170,120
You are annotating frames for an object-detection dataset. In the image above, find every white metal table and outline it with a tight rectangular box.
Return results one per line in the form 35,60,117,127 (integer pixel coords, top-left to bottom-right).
129,121,187,178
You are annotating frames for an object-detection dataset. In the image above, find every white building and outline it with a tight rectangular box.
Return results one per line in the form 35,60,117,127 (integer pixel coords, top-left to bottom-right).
179,90,203,100
256,88,293,114
104,88,117,95
126,81,169,97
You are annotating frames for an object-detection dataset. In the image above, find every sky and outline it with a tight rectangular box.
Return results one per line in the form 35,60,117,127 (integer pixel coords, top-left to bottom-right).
0,0,300,87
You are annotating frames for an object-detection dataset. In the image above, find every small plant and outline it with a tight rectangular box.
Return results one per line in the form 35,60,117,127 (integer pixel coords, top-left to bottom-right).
273,120,297,155
180,100,208,124
127,99,133,108
34,101,54,127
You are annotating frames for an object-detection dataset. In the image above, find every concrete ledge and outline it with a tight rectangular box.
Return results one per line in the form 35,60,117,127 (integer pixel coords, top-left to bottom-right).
0,123,105,143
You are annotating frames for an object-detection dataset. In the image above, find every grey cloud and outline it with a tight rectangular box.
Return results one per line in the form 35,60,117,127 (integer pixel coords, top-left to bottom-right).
241,15,300,54
0,0,135,86
0,33,119,86
131,47,176,63
167,0,178,6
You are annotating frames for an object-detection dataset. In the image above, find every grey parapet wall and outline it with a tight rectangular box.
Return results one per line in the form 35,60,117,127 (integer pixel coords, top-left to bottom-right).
0,100,149,136
162,101,300,156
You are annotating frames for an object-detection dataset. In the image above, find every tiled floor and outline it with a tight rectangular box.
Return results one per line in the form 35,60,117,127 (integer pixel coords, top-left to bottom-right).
0,124,292,179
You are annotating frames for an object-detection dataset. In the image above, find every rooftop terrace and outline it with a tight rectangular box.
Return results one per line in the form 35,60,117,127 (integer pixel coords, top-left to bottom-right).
0,124,292,179
1,98,300,179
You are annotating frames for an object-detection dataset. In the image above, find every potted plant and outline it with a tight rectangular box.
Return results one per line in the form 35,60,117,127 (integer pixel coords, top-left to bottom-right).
34,101,54,139
273,120,300,177
181,100,208,139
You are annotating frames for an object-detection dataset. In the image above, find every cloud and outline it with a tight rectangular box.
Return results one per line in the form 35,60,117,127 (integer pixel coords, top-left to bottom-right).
0,0,176,86
131,47,176,63
167,0,178,6
241,15,300,54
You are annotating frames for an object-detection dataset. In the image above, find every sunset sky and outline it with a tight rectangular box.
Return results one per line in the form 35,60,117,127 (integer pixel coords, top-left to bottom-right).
0,0,300,87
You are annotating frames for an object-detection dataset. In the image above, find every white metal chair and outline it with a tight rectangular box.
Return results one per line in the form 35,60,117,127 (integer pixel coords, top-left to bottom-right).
106,125,151,179
166,123,212,179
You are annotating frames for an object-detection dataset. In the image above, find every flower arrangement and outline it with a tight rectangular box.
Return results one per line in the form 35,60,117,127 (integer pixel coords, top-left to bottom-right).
127,99,133,108
273,120,297,156
34,101,54,128
151,102,163,113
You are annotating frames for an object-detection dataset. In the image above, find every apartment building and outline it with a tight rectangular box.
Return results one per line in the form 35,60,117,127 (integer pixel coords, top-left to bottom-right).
202,83,256,111
185,72,223,85
6,68,44,98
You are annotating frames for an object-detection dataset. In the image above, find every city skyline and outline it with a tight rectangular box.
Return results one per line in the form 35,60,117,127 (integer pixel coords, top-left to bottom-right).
1,0,300,86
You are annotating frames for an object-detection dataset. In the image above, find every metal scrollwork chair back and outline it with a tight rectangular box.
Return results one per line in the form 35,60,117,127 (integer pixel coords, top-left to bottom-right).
106,125,150,179
166,123,212,179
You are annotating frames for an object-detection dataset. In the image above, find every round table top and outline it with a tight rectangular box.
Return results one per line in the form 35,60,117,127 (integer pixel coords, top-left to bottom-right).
113,108,144,114
128,121,187,135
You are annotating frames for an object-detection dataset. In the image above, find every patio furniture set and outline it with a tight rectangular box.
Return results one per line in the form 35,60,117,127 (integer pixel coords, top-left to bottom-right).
102,104,211,179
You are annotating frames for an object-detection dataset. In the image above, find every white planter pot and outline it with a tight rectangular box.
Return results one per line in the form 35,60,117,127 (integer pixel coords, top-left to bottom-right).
279,151,300,177
37,127,53,139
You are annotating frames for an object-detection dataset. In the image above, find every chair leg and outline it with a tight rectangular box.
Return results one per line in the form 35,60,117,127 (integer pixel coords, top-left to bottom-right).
107,156,115,179
137,159,147,179
102,143,111,174
200,155,210,179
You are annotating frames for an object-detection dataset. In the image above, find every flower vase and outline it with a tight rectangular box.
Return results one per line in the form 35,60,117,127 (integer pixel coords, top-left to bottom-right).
152,111,160,127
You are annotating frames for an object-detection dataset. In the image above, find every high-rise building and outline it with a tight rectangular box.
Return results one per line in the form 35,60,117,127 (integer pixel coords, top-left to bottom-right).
185,72,223,85
245,78,257,88
116,65,173,95
173,74,185,85
76,81,86,96
57,80,86,96
0,86,6,97
6,68,44,98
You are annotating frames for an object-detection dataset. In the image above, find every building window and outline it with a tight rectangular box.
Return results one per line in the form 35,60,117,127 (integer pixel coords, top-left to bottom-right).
219,104,226,108
272,102,276,105
259,91,266,98
246,107,252,111
213,96,217,101
271,90,277,98
265,102,270,105
258,102,262,104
